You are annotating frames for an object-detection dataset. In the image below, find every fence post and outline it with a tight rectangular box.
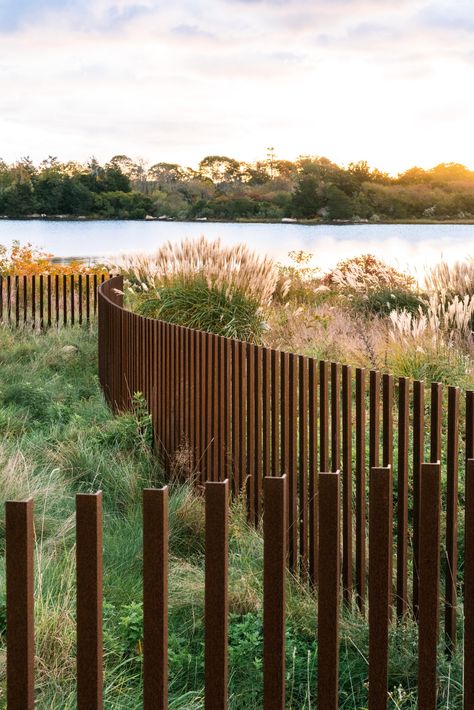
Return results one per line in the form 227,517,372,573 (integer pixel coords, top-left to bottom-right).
465,458,474,709
397,377,409,618
205,479,229,710
6,499,35,710
417,462,441,709
445,386,459,654
264,474,287,710
317,471,340,710
355,368,366,613
143,487,168,710
76,492,103,710
369,466,392,710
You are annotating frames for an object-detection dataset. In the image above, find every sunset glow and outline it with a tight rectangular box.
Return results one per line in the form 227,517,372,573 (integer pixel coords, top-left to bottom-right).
1,0,473,173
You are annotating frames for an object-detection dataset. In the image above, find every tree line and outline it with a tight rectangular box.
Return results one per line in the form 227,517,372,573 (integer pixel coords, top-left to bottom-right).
1,153,474,221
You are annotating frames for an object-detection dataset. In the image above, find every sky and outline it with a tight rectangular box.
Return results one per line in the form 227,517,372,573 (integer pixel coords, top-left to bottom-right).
0,0,473,174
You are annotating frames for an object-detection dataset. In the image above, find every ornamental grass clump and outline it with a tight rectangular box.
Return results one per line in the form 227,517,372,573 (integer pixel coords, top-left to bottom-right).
425,259,474,297
117,237,279,342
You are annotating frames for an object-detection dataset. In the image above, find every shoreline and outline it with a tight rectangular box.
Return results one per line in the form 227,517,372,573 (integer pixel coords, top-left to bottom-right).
2,216,474,226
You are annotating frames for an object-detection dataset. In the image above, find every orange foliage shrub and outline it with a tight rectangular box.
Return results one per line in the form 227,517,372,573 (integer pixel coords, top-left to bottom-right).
0,241,106,276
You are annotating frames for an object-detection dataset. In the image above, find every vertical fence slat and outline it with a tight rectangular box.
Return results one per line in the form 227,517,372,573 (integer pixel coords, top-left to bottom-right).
319,361,329,473
342,364,353,604
368,466,392,710
205,480,229,710
264,475,287,710
288,353,298,572
418,462,441,709
317,471,340,710
15,274,19,326
355,368,366,613
6,499,35,710
247,343,256,520
465,458,474,709
331,362,341,472
308,358,318,587
143,487,168,710
397,377,409,618
430,382,443,463
263,347,271,480
412,380,425,618
271,348,280,477
369,370,380,469
76,492,103,710
254,345,264,518
299,355,309,578
445,386,459,653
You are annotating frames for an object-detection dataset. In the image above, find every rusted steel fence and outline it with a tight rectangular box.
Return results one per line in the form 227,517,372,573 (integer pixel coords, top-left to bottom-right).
0,273,110,327
4,273,474,706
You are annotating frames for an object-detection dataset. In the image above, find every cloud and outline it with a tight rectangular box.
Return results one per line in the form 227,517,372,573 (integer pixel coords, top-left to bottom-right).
0,0,473,173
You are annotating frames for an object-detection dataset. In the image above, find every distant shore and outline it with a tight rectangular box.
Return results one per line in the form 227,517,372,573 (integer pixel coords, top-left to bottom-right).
2,215,474,226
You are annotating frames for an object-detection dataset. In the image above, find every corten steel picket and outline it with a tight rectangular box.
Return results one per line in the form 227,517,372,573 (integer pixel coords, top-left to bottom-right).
369,370,380,469
319,360,329,473
412,379,425,619
369,466,392,710
445,385,459,653
397,377,409,618
465,459,474,709
298,355,309,578
205,480,229,710
317,472,340,710
76,492,103,710
262,348,272,487
342,364,353,604
330,362,341,472
264,474,288,710
417,462,441,709
355,367,366,613
6,499,35,710
430,382,443,463
143,488,168,710
308,357,318,587
288,352,298,571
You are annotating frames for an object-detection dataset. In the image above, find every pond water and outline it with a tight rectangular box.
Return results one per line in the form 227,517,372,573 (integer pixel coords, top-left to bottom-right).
1,220,473,276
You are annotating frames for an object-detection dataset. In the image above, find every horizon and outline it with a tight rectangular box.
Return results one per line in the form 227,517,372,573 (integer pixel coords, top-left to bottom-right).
1,1,473,175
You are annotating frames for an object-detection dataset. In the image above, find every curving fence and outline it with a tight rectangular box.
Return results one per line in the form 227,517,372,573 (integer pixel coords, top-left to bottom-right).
0,272,111,328
4,273,474,708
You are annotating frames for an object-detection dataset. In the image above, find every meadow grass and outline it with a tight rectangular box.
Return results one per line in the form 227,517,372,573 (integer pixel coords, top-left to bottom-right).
0,327,466,708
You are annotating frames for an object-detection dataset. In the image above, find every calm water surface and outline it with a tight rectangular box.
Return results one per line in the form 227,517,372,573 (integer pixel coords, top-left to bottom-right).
1,220,473,274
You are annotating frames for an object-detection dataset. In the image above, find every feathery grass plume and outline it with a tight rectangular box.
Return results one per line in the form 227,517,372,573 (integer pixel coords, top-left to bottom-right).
114,236,279,307
389,293,474,343
425,258,474,297
115,237,278,341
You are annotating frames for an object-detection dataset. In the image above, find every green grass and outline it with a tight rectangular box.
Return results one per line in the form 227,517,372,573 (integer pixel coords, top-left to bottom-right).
0,327,466,708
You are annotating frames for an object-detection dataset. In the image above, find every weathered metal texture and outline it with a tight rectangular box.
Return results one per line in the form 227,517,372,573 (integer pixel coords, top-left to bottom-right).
299,355,309,578
417,462,441,709
263,475,288,710
342,364,353,604
319,360,329,473
308,357,318,587
262,347,272,483
288,352,298,572
231,339,241,492
205,480,229,710
317,471,340,710
355,367,366,613
330,362,341,472
76,492,103,710
445,386,459,653
369,370,380,470
397,377,409,618
6,498,35,710
465,458,474,709
412,379,425,618
247,342,256,523
271,348,280,478
430,382,443,463
368,466,392,710
254,344,264,519
143,487,169,710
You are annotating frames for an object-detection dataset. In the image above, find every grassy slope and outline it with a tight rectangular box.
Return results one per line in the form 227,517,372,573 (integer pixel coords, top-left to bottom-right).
0,327,465,708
